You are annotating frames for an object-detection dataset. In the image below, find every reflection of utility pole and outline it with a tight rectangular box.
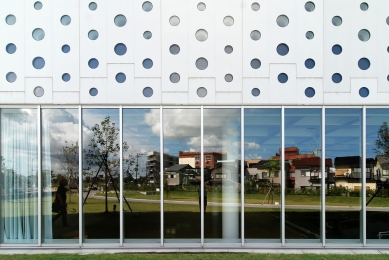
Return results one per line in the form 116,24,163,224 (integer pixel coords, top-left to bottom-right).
134,153,144,186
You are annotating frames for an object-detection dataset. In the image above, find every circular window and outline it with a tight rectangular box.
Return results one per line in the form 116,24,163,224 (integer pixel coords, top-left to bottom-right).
358,29,370,41
6,72,17,83
62,73,71,82
197,2,206,11
195,29,208,41
305,87,315,98
6,43,16,54
169,44,180,55
304,2,315,12
332,16,342,26
116,73,126,83
250,30,261,41
88,30,99,40
277,43,289,56
278,73,288,83
332,44,342,55
276,15,289,27
142,1,153,12
114,15,127,27
225,74,233,82
251,3,260,11
387,17,389,25
32,57,45,69
252,88,260,97
359,87,369,97
89,88,98,96
169,16,180,26
114,43,127,56
89,2,97,11
387,75,389,81
170,73,180,83
360,3,369,11
88,58,99,69
223,16,234,26
62,45,70,53
34,2,43,10
225,45,233,54
197,87,207,98
33,86,44,97
60,15,71,26
5,15,16,25
250,59,261,69
32,28,45,41
358,58,370,70
332,73,342,83
306,31,314,40
143,87,153,97
143,31,152,39
196,58,208,70
305,58,315,69
143,58,153,69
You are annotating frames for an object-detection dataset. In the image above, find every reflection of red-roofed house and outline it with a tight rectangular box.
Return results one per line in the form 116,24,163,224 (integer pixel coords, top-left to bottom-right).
178,151,227,169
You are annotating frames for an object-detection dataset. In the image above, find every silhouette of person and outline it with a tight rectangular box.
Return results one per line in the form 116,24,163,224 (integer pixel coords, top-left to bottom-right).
198,183,208,213
52,179,69,227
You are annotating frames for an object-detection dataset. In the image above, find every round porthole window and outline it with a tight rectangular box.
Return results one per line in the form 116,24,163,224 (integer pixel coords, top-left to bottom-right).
143,58,153,69
88,30,99,40
197,3,206,11
34,2,43,10
224,45,233,54
33,86,44,97
32,28,45,41
169,44,180,55
276,15,289,27
60,15,71,26
277,43,289,56
197,87,207,98
250,59,261,69
62,44,70,53
305,59,315,69
142,1,153,12
252,88,260,97
358,29,370,41
250,30,261,41
195,58,208,70
223,16,234,26
143,87,153,97
251,3,260,11
332,73,342,83
278,73,288,83
114,43,127,56
114,15,127,27
6,72,17,83
5,15,16,25
170,73,180,83
62,73,71,82
89,2,97,11
143,31,152,39
359,87,369,97
88,58,99,69
6,43,16,54
225,74,233,82
195,29,208,42
169,16,180,26
358,58,370,70
360,3,369,11
116,73,126,83
305,87,315,98
89,88,98,96
304,2,315,12
306,31,314,39
332,16,342,26
332,44,342,55
32,57,45,69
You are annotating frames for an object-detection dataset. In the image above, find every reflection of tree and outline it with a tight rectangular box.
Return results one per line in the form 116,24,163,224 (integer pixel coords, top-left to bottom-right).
84,116,131,213
58,141,79,202
264,156,280,178
375,122,389,157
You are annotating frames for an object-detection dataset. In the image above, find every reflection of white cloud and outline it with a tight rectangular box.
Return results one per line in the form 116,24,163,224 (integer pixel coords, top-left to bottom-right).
187,135,230,148
164,148,170,153
233,141,260,149
245,154,262,160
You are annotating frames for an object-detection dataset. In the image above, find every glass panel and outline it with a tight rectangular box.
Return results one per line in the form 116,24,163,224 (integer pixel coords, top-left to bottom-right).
1,109,38,243
203,108,241,242
285,109,321,240
42,109,79,242
123,108,160,240
163,109,201,241
325,109,362,241
366,109,389,242
82,109,120,242
244,108,281,240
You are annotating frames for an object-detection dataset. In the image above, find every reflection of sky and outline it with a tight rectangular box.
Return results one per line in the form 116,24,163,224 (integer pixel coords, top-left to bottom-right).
366,109,389,159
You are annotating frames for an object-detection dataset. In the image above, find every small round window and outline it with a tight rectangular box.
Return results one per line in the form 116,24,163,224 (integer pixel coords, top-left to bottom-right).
34,86,44,97
6,72,17,83
195,58,208,70
250,59,261,69
252,88,260,97
6,43,16,54
89,2,98,11
32,57,45,69
60,15,71,26
88,58,99,69
197,3,206,11
223,16,234,26
116,73,126,83
306,31,314,39
197,87,207,98
34,2,43,10
250,30,261,41
170,73,180,83
332,44,342,55
195,29,208,42
142,1,153,12
114,43,127,56
251,3,260,11
305,59,315,69
143,31,152,39
169,16,180,26
5,15,16,25
360,3,369,11
332,16,342,26
143,87,153,97
277,43,289,56
88,30,99,40
358,58,370,70
169,44,180,55
359,87,369,97
143,58,153,69
332,73,342,83
32,28,45,41
89,88,98,96
114,15,127,27
62,45,70,53
276,15,289,27
224,45,233,54
305,87,315,98
358,29,370,41
225,74,233,82
62,73,71,82
278,73,288,83
304,2,315,12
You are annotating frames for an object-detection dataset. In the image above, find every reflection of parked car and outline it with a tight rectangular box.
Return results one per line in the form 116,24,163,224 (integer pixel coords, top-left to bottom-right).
91,186,98,190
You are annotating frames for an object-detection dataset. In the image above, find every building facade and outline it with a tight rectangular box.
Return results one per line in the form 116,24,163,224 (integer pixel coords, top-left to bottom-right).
1,0,389,250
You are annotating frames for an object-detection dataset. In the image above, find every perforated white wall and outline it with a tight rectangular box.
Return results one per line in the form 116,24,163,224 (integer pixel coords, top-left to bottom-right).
1,0,388,105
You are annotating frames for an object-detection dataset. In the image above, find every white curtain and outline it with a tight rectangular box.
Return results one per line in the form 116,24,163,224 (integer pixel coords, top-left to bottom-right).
1,109,38,242
42,112,52,239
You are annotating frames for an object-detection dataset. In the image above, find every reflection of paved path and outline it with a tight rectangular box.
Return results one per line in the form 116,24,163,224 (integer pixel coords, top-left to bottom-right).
86,193,389,212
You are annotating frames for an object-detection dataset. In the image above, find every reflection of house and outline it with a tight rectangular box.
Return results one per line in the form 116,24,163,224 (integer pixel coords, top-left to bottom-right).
291,157,333,189
146,151,178,184
210,160,244,187
374,156,389,180
246,159,261,180
164,164,193,186
255,159,289,188
178,151,227,169
334,156,376,190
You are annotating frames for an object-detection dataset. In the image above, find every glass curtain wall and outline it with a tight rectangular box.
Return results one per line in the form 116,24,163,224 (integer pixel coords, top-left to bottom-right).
244,108,281,240
284,109,321,241
1,109,38,243
366,109,389,241
123,108,160,240
163,109,201,241
325,108,362,241
42,109,79,242
203,108,241,241
82,109,120,241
